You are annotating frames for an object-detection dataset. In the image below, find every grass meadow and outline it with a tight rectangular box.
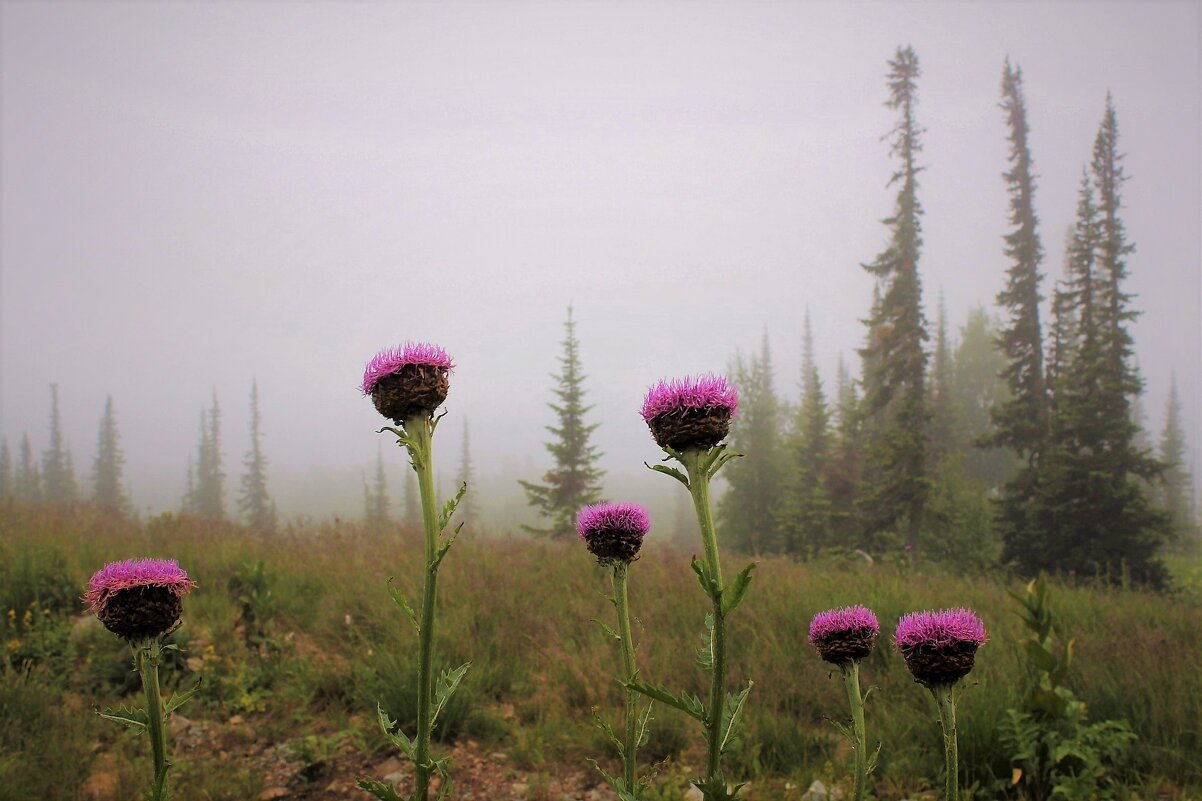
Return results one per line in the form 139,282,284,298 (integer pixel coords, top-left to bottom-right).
2,503,1199,800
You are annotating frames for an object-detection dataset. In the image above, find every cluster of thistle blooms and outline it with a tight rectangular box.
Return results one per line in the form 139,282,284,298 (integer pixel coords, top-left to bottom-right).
85,558,196,642
809,605,987,684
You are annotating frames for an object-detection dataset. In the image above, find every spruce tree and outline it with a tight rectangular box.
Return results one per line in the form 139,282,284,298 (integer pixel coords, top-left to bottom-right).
17,434,41,502
42,384,77,503
1158,375,1195,542
719,331,786,554
519,306,605,539
828,354,864,544
92,395,129,512
929,294,959,461
778,313,832,557
0,439,11,501
857,46,931,554
953,308,1015,489
457,419,479,526
1024,101,1168,586
364,445,391,529
186,395,226,520
238,381,276,531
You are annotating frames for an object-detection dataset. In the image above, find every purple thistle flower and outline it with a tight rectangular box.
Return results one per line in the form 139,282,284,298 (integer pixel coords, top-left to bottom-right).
361,342,454,423
894,608,987,687
577,502,651,566
809,605,880,666
85,559,196,641
640,375,739,452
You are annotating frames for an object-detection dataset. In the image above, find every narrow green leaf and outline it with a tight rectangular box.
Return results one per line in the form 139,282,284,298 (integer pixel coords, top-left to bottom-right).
719,681,753,753
98,704,148,731
707,449,743,479
376,703,415,759
644,462,690,488
591,707,625,756
690,557,718,598
636,701,654,748
696,613,715,669
387,580,420,632
591,618,622,641
437,482,468,533
587,758,624,795
721,562,756,615
163,678,202,717
357,778,408,801
433,662,471,725
626,681,706,723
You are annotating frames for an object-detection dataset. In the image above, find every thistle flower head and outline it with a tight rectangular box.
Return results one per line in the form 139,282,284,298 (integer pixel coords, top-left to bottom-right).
640,375,739,452
85,559,196,641
577,502,650,566
894,608,987,687
808,605,880,666
361,342,453,423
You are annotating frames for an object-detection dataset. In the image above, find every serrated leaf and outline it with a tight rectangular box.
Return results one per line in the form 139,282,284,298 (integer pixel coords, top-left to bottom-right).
387,580,420,632
163,678,202,717
719,681,753,753
587,758,625,794
626,681,706,723
591,707,625,757
357,778,408,801
636,701,654,748
829,719,853,740
866,741,882,776
437,483,468,532
98,704,149,731
721,563,755,615
706,448,743,479
376,703,415,759
690,557,718,598
591,618,622,641
432,525,463,571
433,662,471,726
693,775,745,801
644,462,691,489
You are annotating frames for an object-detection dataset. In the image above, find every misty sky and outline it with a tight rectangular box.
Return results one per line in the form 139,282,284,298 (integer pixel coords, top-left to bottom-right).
1,1,1199,519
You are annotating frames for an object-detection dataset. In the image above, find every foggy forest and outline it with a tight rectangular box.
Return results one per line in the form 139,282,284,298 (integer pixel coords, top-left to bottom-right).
1,3,1199,801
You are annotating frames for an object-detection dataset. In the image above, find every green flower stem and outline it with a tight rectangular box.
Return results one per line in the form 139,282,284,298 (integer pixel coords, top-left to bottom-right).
842,662,867,801
408,415,441,801
136,640,170,801
681,449,727,792
932,683,959,801
611,563,639,792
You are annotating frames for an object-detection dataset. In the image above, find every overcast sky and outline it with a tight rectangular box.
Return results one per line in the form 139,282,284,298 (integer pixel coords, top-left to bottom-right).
1,1,1198,519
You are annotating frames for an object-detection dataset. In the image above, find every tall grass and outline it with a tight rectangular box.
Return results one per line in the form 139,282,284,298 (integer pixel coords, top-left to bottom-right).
1,502,1198,798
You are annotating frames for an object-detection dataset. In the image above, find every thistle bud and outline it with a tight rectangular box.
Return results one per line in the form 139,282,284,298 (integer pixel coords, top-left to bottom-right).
894,608,987,688
85,559,196,641
640,375,739,452
809,605,880,667
361,342,454,424
577,502,651,566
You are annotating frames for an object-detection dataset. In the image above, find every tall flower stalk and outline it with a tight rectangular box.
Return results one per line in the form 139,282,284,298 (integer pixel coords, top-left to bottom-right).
630,375,753,801
894,609,988,801
85,559,199,801
578,502,654,799
809,606,881,801
359,343,470,801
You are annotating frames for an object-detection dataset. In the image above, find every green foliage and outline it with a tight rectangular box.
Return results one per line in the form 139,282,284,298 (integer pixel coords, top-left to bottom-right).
0,665,94,797
184,393,226,521
237,381,276,532
519,305,605,539
92,395,130,512
41,384,78,503
857,46,931,555
999,577,1137,800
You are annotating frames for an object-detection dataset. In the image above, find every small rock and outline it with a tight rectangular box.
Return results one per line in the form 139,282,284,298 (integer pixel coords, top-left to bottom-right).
375,756,405,776
384,771,407,790
491,752,508,761
684,787,705,801
81,762,119,801
802,780,829,801
512,783,528,796
228,714,245,726
258,789,289,801
169,714,193,735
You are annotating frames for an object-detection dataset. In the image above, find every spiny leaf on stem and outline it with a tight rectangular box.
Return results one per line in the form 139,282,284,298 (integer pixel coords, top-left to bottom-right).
357,778,408,801
721,563,755,615
376,704,415,759
719,681,754,754
387,579,420,632
163,678,202,717
645,462,690,489
437,482,468,533
626,681,706,723
98,703,149,731
433,662,471,726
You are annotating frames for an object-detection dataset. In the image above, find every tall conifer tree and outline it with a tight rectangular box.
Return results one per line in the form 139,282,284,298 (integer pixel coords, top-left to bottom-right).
186,395,226,520
778,313,832,557
519,306,605,539
720,332,786,554
1158,375,1195,542
42,384,77,502
857,46,931,553
92,395,128,511
929,294,958,461
0,440,11,501
828,354,864,543
238,381,276,531
364,445,391,529
457,419,479,526
17,434,41,502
